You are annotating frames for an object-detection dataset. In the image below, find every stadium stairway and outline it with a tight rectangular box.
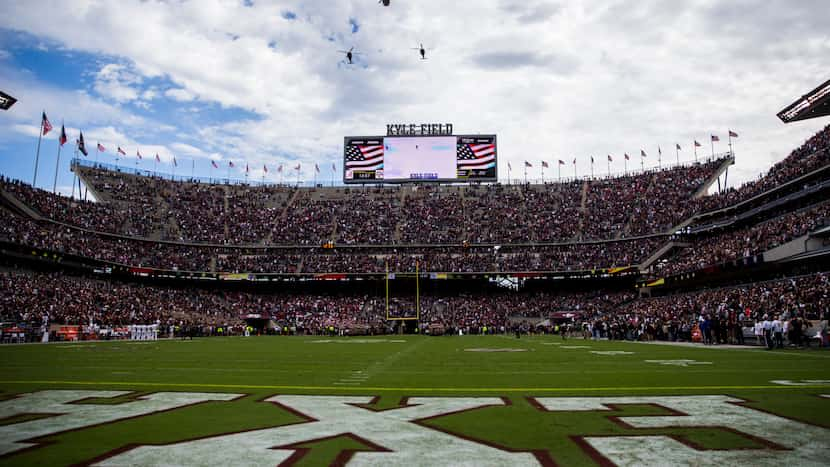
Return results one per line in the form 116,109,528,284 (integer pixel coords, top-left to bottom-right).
0,190,42,220
692,153,735,199
638,239,692,272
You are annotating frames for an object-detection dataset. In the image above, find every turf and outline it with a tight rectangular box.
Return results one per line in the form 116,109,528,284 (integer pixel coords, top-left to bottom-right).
0,335,828,466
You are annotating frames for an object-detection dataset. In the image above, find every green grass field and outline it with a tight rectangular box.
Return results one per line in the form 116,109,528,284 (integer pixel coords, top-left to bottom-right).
0,336,829,466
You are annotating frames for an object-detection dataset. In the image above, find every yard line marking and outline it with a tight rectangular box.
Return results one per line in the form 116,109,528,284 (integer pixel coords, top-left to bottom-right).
2,380,829,392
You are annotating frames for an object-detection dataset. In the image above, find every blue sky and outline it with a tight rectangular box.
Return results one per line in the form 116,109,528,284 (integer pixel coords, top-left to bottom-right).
0,0,828,196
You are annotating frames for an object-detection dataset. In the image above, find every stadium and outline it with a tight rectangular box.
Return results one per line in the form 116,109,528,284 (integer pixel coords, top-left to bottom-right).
1,2,830,466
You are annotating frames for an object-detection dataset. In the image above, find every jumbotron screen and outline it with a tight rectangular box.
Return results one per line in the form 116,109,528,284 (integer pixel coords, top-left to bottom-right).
343,135,497,183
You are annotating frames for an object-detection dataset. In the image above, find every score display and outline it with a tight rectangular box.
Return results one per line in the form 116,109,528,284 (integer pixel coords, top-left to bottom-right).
344,135,497,183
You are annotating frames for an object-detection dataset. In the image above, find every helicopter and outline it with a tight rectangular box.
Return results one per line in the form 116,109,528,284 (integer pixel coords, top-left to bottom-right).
379,0,390,5
337,47,360,64
412,43,428,60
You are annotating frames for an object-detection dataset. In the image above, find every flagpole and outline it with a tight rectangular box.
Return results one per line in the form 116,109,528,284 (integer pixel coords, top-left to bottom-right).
728,131,733,155
590,159,594,178
573,160,576,179
676,145,679,165
710,138,715,158
191,159,195,180
52,121,63,193
71,142,78,199
624,158,627,174
523,165,527,184
657,147,661,169
694,141,698,162
541,164,545,183
557,164,560,182
33,112,45,187
607,158,610,176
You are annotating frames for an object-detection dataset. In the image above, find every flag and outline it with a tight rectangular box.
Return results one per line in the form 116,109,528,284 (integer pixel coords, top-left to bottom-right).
640,149,647,158
58,125,67,146
711,135,720,142
558,160,565,165
97,143,106,152
263,164,268,173
607,155,612,162
332,162,336,171
211,160,219,169
77,132,88,156
508,162,512,171
136,149,142,160
41,112,53,135
624,153,630,161
345,144,384,171
694,140,702,147
590,156,594,164
246,163,249,174
294,163,301,171
229,161,235,168
676,143,681,151
572,157,576,165
729,130,739,138
524,161,532,168
541,161,549,168
457,143,495,170
658,146,662,156
117,146,126,156
155,153,161,162
173,157,178,167
315,163,320,173
277,164,283,173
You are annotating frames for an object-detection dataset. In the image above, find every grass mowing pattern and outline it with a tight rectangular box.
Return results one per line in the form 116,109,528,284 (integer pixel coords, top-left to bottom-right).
0,336,828,466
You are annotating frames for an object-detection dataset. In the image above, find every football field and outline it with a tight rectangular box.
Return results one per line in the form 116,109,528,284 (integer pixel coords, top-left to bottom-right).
0,335,829,466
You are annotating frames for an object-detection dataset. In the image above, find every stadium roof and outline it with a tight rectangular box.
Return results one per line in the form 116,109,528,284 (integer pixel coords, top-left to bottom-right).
777,79,830,123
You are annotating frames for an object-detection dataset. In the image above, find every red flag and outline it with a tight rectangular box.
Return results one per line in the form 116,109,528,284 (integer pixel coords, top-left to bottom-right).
624,153,630,161
524,161,532,168
572,158,576,165
117,146,126,156
136,149,142,160
711,135,720,142
277,164,283,173
607,155,612,162
97,143,106,152
729,130,739,138
315,163,320,173
228,161,235,168
155,153,161,162
541,161,549,168
508,162,512,170
640,149,647,158
658,146,662,156
173,157,178,167
294,163,301,171
263,164,268,173
558,160,565,165
331,162,336,171
41,112,53,135
676,143,681,150
211,160,219,169
590,156,594,164
58,125,67,146
694,140,702,147
246,163,249,173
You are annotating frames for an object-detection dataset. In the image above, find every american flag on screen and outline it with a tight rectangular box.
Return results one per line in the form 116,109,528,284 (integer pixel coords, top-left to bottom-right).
457,143,495,170
345,144,384,171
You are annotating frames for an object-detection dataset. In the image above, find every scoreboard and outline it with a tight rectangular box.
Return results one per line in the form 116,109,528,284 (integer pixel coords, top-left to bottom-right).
344,135,497,184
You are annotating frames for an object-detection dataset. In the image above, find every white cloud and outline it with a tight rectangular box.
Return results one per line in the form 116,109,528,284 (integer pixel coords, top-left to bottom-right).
1,0,829,186
93,63,143,103
164,88,196,102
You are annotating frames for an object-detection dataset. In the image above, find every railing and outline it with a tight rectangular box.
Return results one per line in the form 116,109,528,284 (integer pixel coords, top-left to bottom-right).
70,152,733,188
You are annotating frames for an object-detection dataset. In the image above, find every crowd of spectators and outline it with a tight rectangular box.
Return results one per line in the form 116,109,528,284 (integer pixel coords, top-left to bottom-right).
691,124,830,215
657,201,830,277
4,268,826,343
5,153,733,247
586,273,830,344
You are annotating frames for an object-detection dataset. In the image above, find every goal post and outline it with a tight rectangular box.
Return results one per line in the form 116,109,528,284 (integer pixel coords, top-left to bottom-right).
385,260,420,321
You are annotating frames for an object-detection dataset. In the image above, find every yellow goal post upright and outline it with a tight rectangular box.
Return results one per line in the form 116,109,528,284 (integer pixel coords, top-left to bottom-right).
385,259,420,323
